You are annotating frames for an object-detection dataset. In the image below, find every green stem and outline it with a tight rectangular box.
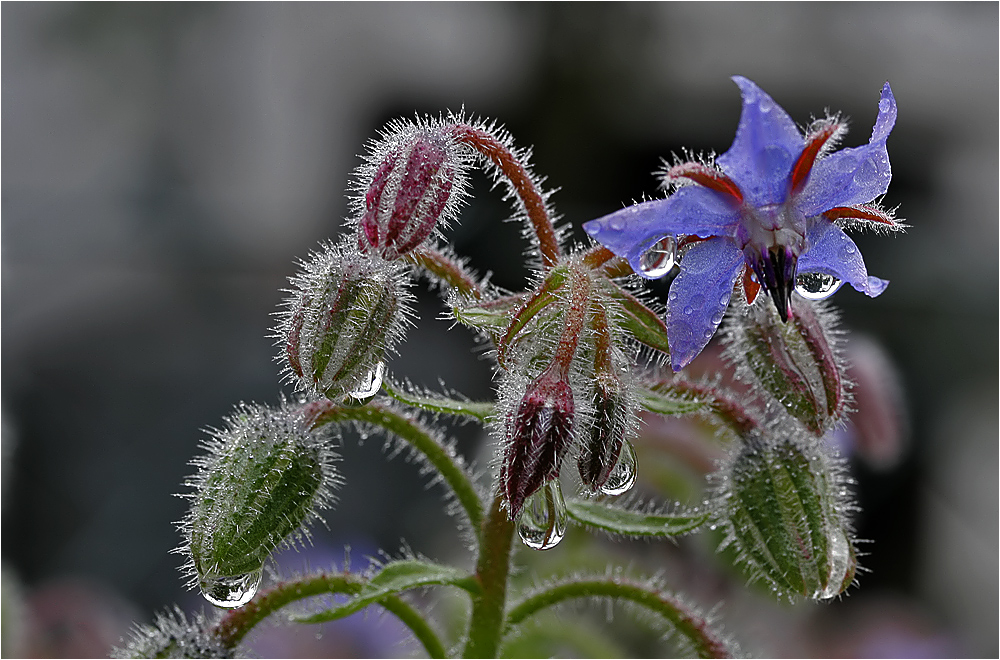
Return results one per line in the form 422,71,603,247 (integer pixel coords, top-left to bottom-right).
212,572,448,658
506,578,733,659
462,493,516,658
405,246,484,299
304,400,485,535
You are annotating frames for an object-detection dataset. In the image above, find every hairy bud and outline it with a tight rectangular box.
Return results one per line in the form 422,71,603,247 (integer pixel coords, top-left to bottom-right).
278,242,413,400
502,364,576,520
354,121,468,260
180,403,340,608
113,607,231,659
725,295,846,435
714,430,857,601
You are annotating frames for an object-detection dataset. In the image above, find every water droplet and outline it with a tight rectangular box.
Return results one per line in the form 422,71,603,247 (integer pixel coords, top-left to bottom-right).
638,236,677,278
816,529,851,600
600,439,637,496
518,480,567,550
609,217,626,231
200,570,262,609
345,361,385,404
879,98,891,113
794,272,843,300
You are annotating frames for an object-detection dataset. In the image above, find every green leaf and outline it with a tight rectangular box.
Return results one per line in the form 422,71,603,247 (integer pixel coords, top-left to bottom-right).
382,378,494,422
294,559,480,624
608,288,672,356
566,498,708,537
636,385,706,416
452,295,524,331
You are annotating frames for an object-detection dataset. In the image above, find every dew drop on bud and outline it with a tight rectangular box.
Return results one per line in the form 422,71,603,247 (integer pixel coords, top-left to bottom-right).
816,528,852,600
638,236,677,278
517,479,567,550
200,570,262,609
794,271,843,300
345,361,385,404
599,439,637,496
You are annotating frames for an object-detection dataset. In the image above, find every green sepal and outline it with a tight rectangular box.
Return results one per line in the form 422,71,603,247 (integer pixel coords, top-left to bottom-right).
566,498,708,537
294,559,480,624
607,287,672,356
452,294,525,331
496,265,570,365
636,384,706,416
382,377,494,422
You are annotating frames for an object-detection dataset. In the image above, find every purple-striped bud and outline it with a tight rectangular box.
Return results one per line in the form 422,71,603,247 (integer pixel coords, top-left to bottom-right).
354,123,468,261
277,242,412,400
502,364,576,520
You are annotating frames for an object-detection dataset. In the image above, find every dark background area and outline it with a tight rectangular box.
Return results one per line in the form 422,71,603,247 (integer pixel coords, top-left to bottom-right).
3,3,997,657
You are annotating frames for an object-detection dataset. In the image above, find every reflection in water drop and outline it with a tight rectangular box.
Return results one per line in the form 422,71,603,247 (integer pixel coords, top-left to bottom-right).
200,570,262,609
346,361,385,404
518,480,567,550
816,529,851,600
794,272,843,300
599,439,637,496
638,236,677,278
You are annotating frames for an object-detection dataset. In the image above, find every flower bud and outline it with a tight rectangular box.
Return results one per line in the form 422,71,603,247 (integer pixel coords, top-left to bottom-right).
113,607,231,659
725,296,846,435
181,403,339,608
578,374,630,492
716,431,857,601
278,242,412,400
354,123,468,261
502,363,576,520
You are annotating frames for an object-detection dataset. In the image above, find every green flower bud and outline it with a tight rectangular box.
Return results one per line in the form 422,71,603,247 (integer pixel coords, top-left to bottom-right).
179,403,340,608
277,242,413,401
113,607,231,659
715,430,857,601
725,296,846,435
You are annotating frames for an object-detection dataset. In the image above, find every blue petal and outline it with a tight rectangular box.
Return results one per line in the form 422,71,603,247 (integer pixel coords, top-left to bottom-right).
666,237,745,371
716,77,804,207
796,83,897,217
798,218,888,297
583,186,739,278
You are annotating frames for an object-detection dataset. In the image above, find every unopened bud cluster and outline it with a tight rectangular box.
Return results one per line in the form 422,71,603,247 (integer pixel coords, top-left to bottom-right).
113,607,230,659
179,403,340,608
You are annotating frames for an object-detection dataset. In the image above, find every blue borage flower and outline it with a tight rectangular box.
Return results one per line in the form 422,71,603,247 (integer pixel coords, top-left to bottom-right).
585,77,902,370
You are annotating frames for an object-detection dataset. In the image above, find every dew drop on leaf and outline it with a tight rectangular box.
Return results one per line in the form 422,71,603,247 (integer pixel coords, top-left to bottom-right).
200,570,262,609
815,528,851,600
599,439,637,496
518,479,567,550
794,272,843,300
638,236,677,279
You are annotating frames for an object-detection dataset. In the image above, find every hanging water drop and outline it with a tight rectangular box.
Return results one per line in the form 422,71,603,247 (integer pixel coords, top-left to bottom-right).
637,236,677,278
599,439,637,496
517,479,567,550
794,272,843,300
200,570,262,609
816,529,852,600
345,361,385,404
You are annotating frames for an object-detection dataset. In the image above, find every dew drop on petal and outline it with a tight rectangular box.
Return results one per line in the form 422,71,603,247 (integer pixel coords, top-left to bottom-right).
599,439,637,496
346,361,385,404
609,217,626,231
795,272,843,300
200,570,262,609
638,236,677,279
518,479,567,550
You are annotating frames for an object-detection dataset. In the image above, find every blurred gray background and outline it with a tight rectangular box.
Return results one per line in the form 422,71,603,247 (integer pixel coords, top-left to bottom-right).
3,2,997,657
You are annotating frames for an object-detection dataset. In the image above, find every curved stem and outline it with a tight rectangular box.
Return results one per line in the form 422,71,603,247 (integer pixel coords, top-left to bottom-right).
405,246,484,299
506,578,733,659
213,572,448,658
303,400,485,535
451,123,561,270
462,493,516,658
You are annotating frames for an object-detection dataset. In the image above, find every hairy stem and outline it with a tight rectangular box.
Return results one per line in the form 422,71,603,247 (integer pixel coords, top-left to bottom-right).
450,123,561,270
506,578,733,659
462,493,516,658
405,245,484,299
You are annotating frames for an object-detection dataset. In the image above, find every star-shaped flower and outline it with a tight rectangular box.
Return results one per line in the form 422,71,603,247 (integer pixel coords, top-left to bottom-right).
584,77,901,371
